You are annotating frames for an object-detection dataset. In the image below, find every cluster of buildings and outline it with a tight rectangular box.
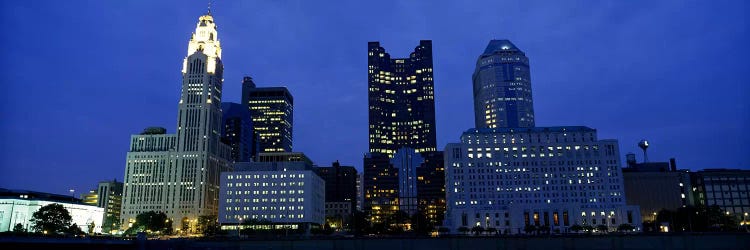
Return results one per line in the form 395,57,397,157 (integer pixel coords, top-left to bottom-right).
1,9,749,235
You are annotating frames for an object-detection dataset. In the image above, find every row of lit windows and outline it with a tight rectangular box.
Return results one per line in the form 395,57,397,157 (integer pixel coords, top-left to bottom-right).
227,174,304,180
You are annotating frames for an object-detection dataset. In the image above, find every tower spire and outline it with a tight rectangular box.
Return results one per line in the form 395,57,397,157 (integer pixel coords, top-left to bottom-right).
207,0,211,15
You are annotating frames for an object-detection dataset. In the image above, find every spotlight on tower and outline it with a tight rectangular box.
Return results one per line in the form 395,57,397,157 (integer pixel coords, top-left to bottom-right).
638,140,649,163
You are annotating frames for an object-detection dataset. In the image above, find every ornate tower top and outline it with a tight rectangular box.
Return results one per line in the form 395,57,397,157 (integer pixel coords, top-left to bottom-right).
182,12,222,74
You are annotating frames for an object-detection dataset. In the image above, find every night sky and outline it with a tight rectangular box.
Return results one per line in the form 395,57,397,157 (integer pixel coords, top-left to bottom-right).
1,1,747,197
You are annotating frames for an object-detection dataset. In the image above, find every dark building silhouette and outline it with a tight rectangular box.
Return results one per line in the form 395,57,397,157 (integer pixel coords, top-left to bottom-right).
690,169,750,218
367,40,437,157
221,102,252,162
472,40,535,128
416,151,446,226
314,161,358,229
241,76,293,156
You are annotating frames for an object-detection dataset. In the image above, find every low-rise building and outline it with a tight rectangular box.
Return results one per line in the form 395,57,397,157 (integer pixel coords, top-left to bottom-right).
0,188,104,233
690,169,750,220
444,127,641,234
219,153,325,232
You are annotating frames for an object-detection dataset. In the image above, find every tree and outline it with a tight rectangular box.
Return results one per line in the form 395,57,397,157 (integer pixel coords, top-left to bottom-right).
471,226,484,236
102,215,120,234
485,227,497,236
437,227,450,235
68,223,86,236
411,210,433,235
13,223,25,233
569,224,583,233
124,211,172,235
524,225,536,235
596,225,608,233
617,224,635,232
538,225,550,235
30,203,73,235
350,211,370,236
197,215,220,236
457,226,470,235
87,221,96,235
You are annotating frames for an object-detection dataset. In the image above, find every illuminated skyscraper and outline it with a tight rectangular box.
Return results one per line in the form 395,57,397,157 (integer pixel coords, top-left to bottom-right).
241,76,293,155
473,40,535,128
121,12,232,232
367,40,437,157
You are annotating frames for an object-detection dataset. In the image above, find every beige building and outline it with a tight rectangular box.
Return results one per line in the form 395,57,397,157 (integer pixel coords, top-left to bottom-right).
121,12,232,233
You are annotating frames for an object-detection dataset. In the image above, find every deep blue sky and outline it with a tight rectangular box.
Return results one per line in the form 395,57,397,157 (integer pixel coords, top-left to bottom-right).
1,0,747,196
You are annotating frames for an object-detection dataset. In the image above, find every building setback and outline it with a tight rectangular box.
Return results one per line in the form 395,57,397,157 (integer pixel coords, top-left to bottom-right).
241,76,294,155
444,127,641,234
367,40,437,156
219,152,325,231
121,12,233,233
221,102,253,162
472,40,535,129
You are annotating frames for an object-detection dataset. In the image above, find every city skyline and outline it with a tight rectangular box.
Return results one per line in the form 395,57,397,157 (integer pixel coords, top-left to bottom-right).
1,0,748,197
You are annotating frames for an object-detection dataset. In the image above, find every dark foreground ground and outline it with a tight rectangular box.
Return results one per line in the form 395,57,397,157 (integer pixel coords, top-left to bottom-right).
1,234,749,250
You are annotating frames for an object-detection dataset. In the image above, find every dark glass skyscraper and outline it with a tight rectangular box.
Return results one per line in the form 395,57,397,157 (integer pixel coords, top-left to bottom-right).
221,102,252,162
367,40,437,157
241,76,293,155
472,40,535,128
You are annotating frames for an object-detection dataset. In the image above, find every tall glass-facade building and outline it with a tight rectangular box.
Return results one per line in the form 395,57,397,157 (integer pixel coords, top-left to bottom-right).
241,76,294,155
367,40,437,156
473,40,535,128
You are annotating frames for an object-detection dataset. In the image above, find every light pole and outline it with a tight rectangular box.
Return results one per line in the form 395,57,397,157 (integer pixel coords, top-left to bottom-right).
237,217,243,238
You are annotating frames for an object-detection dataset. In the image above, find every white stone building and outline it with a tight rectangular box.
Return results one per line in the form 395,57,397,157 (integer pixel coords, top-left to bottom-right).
120,11,233,233
219,153,325,231
444,126,641,234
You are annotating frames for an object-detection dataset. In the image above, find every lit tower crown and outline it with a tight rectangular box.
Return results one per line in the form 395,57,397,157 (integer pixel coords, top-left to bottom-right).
182,13,222,74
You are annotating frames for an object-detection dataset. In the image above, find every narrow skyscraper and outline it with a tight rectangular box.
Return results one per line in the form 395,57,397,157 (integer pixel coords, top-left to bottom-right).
221,102,252,162
367,40,437,156
121,12,232,232
473,40,535,128
241,76,294,155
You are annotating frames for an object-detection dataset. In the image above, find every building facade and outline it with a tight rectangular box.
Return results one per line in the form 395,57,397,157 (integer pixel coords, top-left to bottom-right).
417,151,446,226
0,189,104,233
241,76,294,154
121,12,233,233
363,153,398,223
472,40,535,129
221,102,253,162
313,161,358,229
218,153,325,231
81,180,124,225
622,160,692,222
391,148,424,215
690,169,750,218
444,127,641,234
367,40,437,156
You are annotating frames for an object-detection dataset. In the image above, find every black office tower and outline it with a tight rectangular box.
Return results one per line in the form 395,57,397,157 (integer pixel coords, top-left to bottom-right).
367,40,437,157
241,76,293,156
221,102,252,162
